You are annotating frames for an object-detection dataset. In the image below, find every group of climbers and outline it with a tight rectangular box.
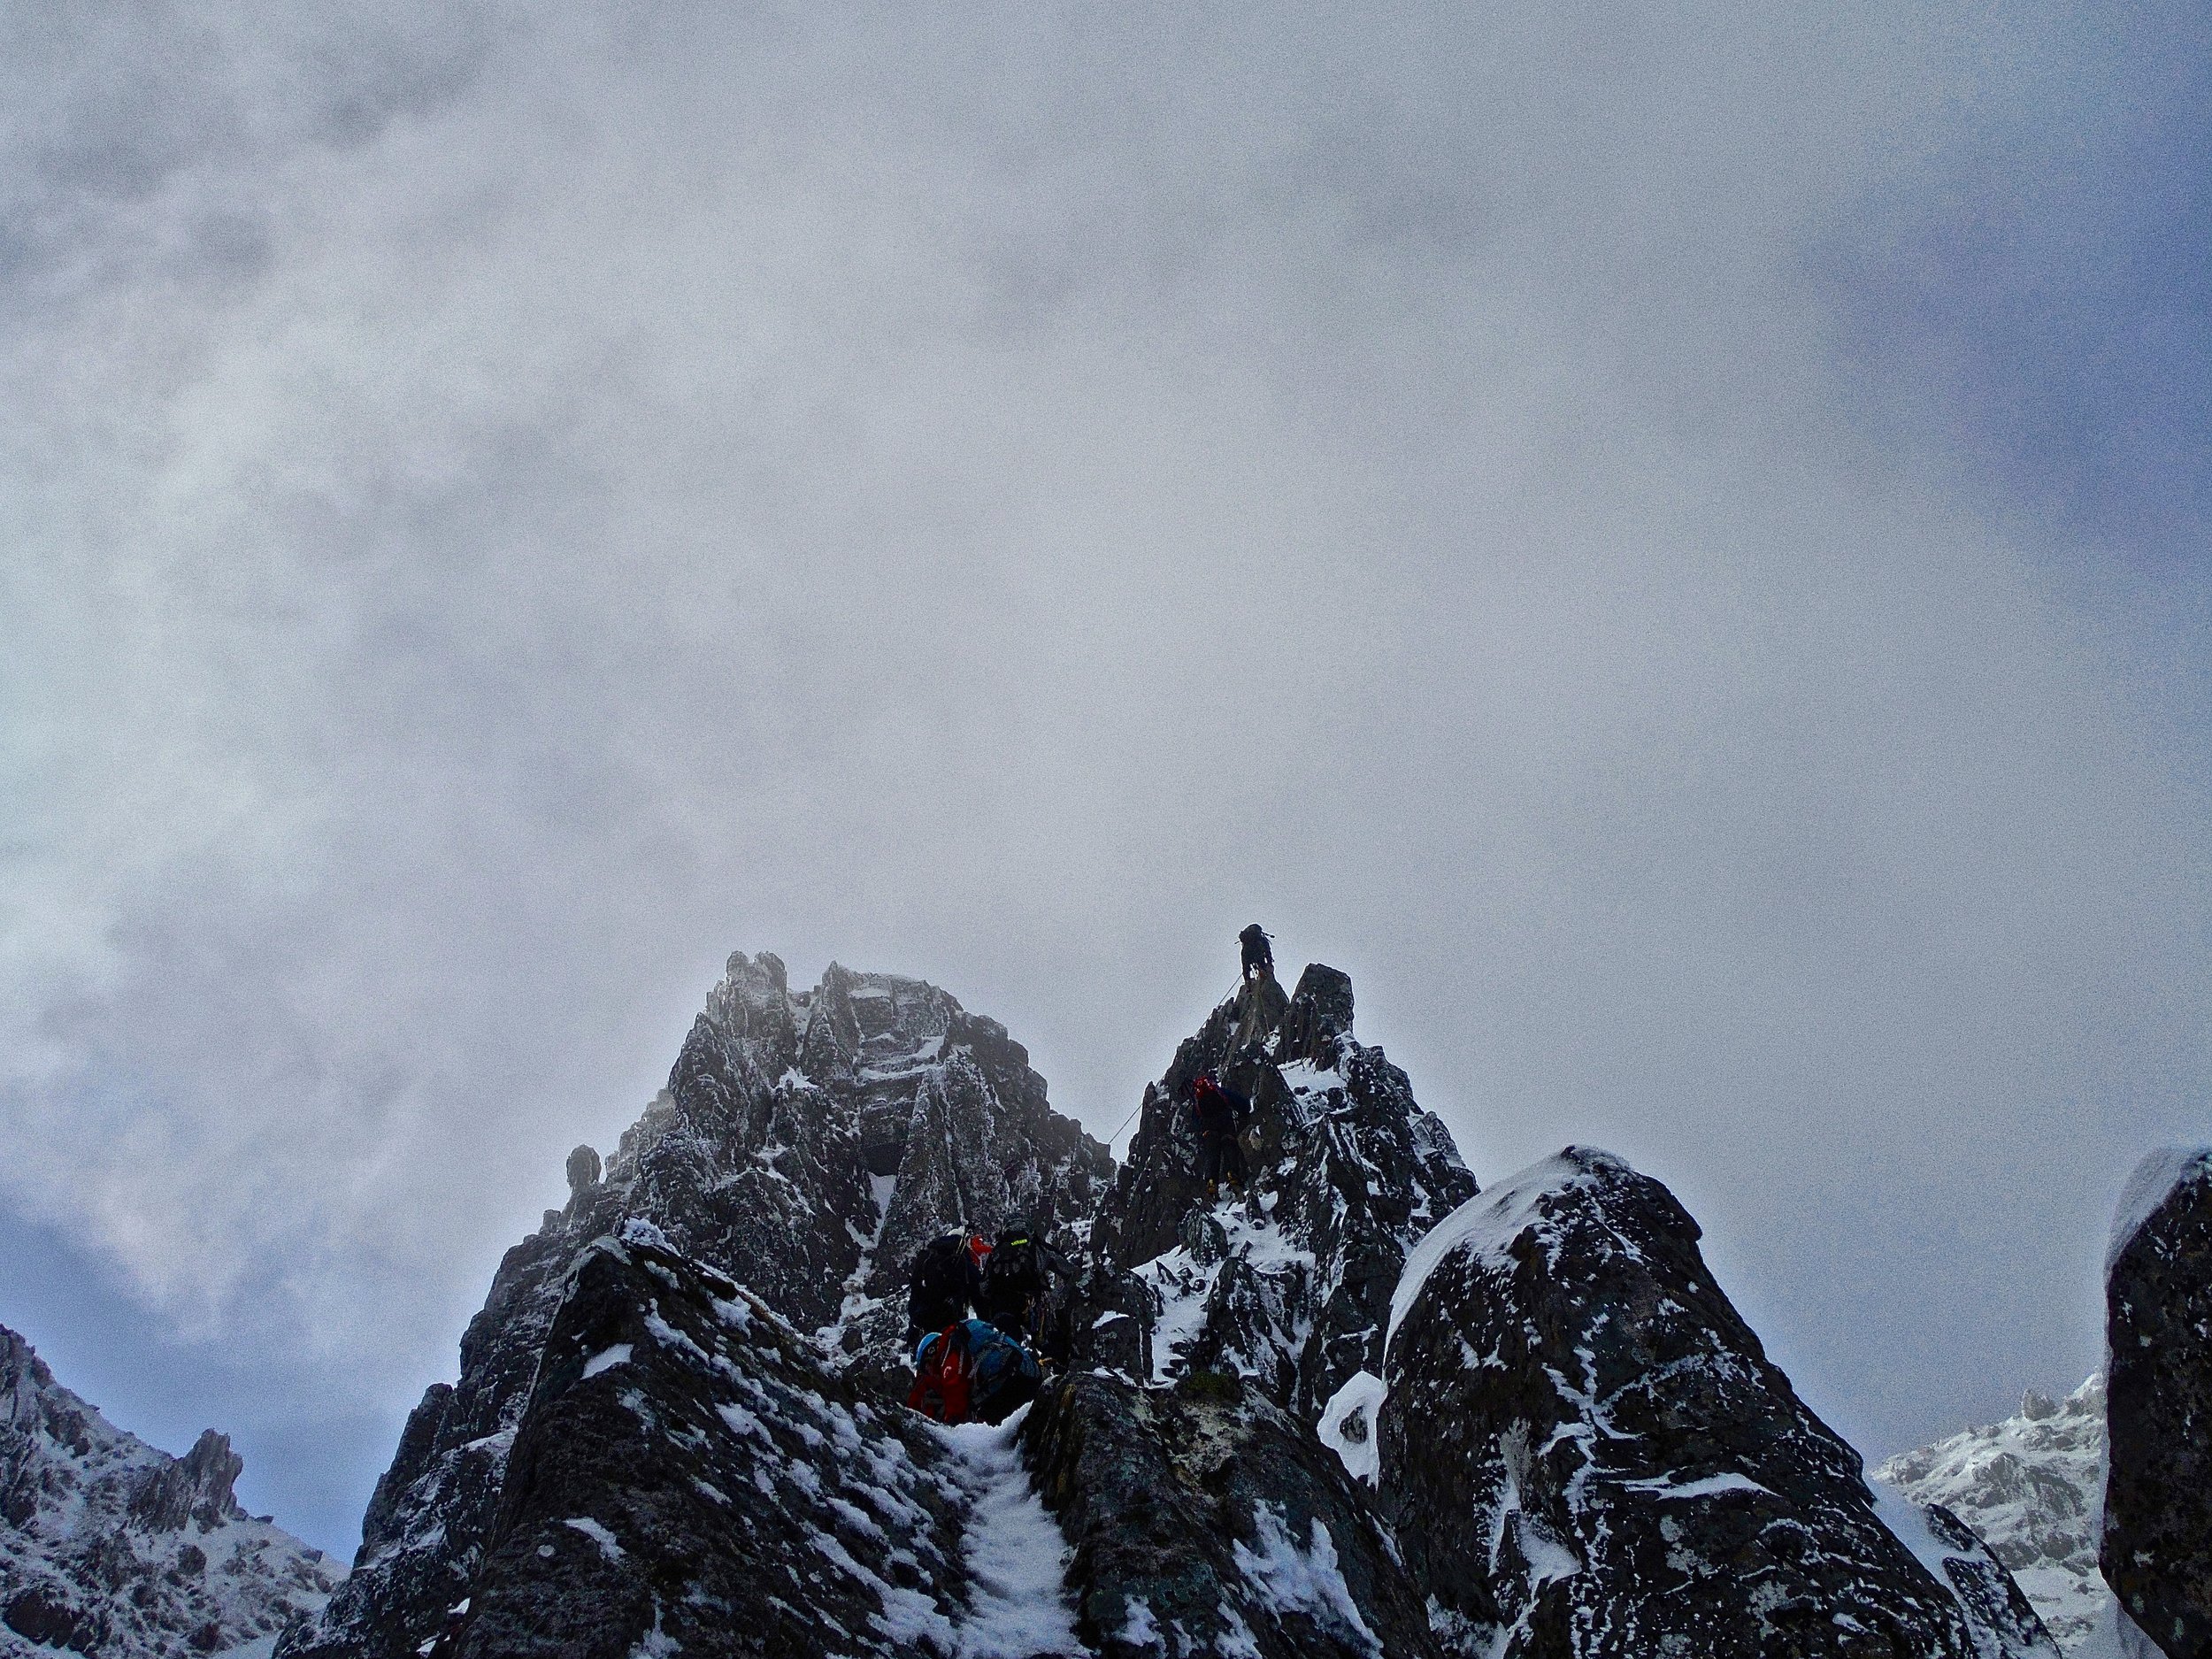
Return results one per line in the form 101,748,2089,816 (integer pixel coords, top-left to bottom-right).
902,1220,1074,1425
901,924,1275,1423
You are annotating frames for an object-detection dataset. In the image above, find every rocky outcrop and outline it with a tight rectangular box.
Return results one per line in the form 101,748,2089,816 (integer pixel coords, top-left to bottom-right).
0,1325,337,1659
1377,1149,2058,1658
286,952,1107,1659
614,955,1110,1381
430,1221,1038,1659
2102,1148,2212,1659
280,947,2070,1659
1092,966,1477,1419
1024,1370,1433,1659
1877,1376,2111,1649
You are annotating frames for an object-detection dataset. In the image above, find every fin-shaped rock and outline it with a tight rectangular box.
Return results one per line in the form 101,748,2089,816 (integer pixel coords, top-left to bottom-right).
1378,1148,2060,1659
2103,1147,2212,1658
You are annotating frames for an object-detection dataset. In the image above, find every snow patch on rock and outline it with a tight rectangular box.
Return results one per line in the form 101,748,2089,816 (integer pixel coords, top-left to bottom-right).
2107,1147,2212,1273
933,1406,1087,1657
1317,1371,1385,1486
1385,1148,1625,1354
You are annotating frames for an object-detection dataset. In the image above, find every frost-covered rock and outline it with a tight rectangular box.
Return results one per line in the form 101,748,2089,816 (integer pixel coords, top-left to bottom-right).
1377,1148,2059,1658
611,955,1110,1384
2102,1147,2212,1659
429,1223,1085,1659
1877,1376,2111,1649
284,952,1104,1659
1023,1370,1435,1658
1092,966,1477,1419
0,1325,338,1659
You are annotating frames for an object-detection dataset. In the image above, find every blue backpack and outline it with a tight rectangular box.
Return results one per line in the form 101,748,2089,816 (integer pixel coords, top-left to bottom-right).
960,1319,1041,1425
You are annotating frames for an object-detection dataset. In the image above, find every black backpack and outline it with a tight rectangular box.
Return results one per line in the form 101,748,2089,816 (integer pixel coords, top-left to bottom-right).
909,1233,979,1328
980,1230,1048,1327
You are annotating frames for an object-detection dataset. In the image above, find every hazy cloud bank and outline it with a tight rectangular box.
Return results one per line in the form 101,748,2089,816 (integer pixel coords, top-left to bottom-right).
4,1,2207,1551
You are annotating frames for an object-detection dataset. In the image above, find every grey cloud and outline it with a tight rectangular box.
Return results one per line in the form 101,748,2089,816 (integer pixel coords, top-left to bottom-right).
4,0,2207,1546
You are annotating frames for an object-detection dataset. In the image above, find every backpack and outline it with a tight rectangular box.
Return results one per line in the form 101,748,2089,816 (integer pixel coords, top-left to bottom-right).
905,1325,975,1424
980,1232,1048,1331
964,1321,1042,1425
908,1233,983,1331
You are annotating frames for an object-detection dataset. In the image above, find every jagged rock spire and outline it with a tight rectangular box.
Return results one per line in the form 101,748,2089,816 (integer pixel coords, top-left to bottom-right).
0,1325,336,1659
286,952,1107,1659
1090,961,1479,1419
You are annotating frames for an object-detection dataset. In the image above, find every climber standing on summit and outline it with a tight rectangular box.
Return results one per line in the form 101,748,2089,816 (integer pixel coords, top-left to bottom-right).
1239,923,1273,984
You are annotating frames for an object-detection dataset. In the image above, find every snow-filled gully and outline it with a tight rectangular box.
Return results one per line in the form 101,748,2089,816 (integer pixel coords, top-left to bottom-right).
932,1406,1088,1658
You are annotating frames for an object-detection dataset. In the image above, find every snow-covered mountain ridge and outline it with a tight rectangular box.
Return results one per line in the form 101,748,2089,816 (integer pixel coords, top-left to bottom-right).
1876,1377,2111,1651
0,1325,338,1659
265,949,2078,1659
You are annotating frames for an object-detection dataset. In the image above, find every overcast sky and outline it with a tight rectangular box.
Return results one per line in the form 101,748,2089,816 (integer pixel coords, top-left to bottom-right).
4,1,2209,1557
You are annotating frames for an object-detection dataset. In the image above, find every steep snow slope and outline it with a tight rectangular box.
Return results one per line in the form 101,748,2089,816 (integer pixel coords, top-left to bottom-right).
1,1325,338,1659
1876,1378,2111,1650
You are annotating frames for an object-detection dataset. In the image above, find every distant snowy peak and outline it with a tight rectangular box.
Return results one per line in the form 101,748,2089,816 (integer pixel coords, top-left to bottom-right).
1875,1377,2110,1651
0,1325,338,1659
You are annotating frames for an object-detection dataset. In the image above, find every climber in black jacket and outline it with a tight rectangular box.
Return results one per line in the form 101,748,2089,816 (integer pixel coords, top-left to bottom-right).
1187,1071,1249,1198
1239,923,1274,984
905,1230,990,1349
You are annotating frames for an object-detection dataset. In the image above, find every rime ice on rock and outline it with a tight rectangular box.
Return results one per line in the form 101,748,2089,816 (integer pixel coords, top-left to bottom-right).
1377,1148,2060,1659
2101,1147,2212,1659
0,1325,337,1659
1091,964,1478,1420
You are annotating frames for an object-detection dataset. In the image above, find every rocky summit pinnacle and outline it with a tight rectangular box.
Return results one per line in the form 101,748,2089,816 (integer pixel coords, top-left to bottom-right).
268,945,2072,1659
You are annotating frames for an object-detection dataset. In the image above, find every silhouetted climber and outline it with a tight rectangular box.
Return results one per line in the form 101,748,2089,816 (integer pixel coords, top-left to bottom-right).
1187,1071,1249,1198
905,1230,990,1350
1240,924,1274,983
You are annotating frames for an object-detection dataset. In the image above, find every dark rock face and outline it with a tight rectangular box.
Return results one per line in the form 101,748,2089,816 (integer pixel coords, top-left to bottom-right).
439,1223,995,1659
1378,1148,2057,1659
614,955,1110,1379
1024,1370,1436,1659
288,952,1106,1659
281,949,2064,1659
290,1210,592,1659
1092,966,1477,1420
0,1325,337,1659
126,1431,244,1533
2103,1148,2212,1659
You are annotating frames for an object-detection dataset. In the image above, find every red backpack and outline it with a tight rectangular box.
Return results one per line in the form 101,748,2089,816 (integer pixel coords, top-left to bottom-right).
904,1325,974,1424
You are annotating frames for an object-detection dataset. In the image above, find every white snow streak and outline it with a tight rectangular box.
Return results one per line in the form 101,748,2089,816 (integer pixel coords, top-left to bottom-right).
933,1407,1087,1657
1230,1503,1382,1659
562,1517,624,1562
581,1343,634,1378
2108,1147,2212,1272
